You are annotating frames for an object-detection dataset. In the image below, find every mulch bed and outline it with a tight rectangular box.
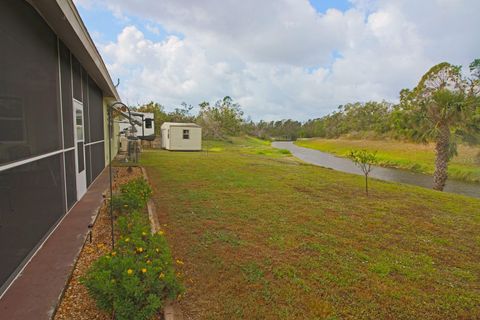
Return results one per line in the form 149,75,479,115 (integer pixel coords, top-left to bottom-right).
54,166,143,320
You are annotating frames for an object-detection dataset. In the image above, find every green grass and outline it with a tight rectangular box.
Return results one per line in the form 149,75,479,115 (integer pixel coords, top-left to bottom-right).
295,138,480,183
142,137,480,319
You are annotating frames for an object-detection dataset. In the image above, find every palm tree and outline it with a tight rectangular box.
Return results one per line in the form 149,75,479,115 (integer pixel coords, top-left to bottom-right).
402,62,477,191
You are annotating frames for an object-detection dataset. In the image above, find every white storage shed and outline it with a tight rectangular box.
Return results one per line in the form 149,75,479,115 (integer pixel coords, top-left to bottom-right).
161,122,202,151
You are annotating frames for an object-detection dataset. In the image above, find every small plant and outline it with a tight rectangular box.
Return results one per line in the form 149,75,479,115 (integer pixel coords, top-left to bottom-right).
278,149,291,155
348,149,377,195
112,178,152,212
82,211,183,320
82,179,182,320
81,229,183,320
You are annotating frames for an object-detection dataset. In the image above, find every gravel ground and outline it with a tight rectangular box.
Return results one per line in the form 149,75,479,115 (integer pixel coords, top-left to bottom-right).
54,166,143,320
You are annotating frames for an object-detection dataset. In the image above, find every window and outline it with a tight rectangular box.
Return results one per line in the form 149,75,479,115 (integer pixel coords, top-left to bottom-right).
183,129,190,139
145,118,152,129
76,108,84,141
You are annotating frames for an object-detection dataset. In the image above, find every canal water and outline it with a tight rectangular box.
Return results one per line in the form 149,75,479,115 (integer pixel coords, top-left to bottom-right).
272,141,480,199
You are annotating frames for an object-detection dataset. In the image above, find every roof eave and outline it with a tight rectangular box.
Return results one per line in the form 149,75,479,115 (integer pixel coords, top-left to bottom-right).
31,0,120,100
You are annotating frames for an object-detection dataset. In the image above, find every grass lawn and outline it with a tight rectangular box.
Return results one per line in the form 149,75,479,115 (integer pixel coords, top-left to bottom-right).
295,138,480,183
142,137,480,319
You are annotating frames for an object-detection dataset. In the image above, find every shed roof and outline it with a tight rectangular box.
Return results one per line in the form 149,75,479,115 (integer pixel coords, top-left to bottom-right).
161,122,202,129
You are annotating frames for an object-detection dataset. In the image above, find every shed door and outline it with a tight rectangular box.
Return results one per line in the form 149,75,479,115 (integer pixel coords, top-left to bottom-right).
73,99,87,199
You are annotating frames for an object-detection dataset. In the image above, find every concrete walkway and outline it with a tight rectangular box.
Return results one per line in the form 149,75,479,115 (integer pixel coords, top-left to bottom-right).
0,169,110,320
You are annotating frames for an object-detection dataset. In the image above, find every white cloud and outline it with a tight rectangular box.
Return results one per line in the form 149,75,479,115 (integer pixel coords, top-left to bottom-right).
145,24,161,35
87,0,480,120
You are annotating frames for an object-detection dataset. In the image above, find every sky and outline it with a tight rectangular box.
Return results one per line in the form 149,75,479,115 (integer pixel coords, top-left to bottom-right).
73,0,480,121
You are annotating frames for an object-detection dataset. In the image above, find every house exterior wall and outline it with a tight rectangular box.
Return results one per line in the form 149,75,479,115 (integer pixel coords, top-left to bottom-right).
103,98,120,166
0,1,117,294
168,127,202,151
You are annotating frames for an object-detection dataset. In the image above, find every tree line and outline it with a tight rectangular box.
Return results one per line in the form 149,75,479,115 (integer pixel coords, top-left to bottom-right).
133,59,479,191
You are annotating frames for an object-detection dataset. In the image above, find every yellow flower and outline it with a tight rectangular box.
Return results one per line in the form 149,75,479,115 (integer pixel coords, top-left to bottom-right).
159,273,165,279
158,230,165,236
111,251,116,256
155,248,160,253
137,247,144,253
141,268,147,273
147,260,152,265
127,269,133,275
176,259,184,265
125,238,130,242
142,231,147,236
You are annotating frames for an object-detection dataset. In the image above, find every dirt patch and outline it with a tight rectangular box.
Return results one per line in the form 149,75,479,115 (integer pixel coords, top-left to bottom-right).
54,166,143,320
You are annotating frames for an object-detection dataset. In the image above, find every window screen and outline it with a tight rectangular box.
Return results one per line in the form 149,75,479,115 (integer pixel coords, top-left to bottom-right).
82,68,90,143
0,0,62,165
85,145,92,187
72,56,82,102
183,129,190,139
88,77,104,142
59,41,74,148
77,142,85,173
0,154,65,289
90,142,105,181
0,98,25,143
64,150,77,209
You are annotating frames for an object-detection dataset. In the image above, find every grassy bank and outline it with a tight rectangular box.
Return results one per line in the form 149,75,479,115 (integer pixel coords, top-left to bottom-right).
295,138,480,183
142,138,480,319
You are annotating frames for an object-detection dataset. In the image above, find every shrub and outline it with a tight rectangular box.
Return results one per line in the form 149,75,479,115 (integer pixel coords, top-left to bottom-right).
278,149,291,155
82,229,182,320
82,179,182,320
112,178,152,212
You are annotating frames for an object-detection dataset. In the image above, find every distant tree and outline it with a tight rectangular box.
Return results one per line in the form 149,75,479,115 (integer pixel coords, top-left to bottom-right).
214,96,244,136
401,61,478,191
170,102,195,122
348,150,377,196
197,101,222,139
469,59,480,83
465,59,480,161
196,96,244,139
